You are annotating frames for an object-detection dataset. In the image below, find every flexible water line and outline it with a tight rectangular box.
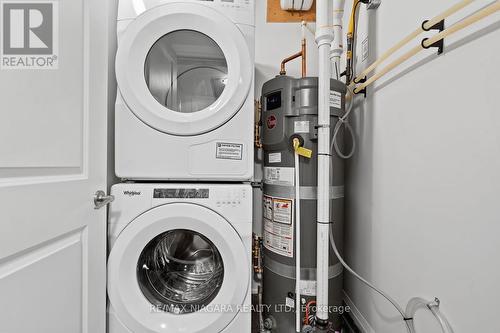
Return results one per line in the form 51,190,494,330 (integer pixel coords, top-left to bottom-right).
405,298,455,333
328,225,412,333
331,86,356,159
294,144,301,333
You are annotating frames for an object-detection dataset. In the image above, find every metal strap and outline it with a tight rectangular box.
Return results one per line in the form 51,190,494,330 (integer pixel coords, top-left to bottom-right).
264,185,344,200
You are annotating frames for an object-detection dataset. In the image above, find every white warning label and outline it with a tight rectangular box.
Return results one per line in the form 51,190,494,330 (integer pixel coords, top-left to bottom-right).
294,120,310,133
329,91,342,109
300,280,317,296
216,143,243,160
264,167,294,186
263,196,273,220
273,198,293,224
268,152,282,164
263,195,294,258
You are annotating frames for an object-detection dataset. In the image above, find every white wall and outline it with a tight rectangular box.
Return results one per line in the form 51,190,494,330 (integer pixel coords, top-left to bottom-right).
345,1,500,332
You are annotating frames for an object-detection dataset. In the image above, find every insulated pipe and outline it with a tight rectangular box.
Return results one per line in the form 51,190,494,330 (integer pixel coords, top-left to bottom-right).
331,0,346,79
424,0,500,47
423,0,475,30
354,0,476,83
354,0,500,93
315,0,334,327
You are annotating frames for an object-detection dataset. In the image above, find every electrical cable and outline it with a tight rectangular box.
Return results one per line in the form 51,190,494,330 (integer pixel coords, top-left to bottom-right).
328,89,412,332
328,225,413,333
331,86,356,159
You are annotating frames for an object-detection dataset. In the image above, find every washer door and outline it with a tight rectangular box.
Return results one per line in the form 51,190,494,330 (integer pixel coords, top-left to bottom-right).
116,2,252,136
107,203,249,333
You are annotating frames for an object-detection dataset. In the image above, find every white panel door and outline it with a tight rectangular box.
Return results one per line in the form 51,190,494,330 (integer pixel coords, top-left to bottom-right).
0,0,109,332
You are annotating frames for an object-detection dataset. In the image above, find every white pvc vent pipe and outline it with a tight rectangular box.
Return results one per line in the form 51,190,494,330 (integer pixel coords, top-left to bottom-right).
281,0,314,11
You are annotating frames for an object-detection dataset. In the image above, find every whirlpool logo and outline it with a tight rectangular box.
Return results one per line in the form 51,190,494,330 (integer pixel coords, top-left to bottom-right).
123,190,142,197
1,1,58,69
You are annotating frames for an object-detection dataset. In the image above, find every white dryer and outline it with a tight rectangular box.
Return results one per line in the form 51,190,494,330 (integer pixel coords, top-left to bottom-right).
107,183,252,333
115,0,255,181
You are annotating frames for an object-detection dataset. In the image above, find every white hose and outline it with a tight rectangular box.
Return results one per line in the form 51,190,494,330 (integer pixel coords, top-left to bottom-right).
294,148,301,333
328,225,412,333
331,86,357,159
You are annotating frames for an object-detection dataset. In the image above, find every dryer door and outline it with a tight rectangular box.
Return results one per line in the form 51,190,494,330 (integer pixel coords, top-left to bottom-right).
116,2,252,136
107,203,250,333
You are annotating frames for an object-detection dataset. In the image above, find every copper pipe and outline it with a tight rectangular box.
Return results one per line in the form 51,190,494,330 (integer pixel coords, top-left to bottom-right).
254,100,263,148
252,233,263,274
279,38,307,77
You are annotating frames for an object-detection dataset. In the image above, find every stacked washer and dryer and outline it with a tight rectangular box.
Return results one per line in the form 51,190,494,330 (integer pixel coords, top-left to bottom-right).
108,1,255,333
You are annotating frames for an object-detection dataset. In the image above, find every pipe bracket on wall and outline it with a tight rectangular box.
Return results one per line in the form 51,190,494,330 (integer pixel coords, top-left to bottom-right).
367,0,381,10
421,19,445,55
353,77,367,97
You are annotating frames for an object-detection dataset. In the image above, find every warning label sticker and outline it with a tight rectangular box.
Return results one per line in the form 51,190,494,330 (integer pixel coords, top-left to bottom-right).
268,152,282,164
263,167,294,186
263,195,294,258
300,280,317,296
294,120,310,134
329,91,342,109
273,198,293,224
216,143,243,160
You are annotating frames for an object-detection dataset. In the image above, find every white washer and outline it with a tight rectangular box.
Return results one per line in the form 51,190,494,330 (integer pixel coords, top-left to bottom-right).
115,0,255,181
107,183,252,333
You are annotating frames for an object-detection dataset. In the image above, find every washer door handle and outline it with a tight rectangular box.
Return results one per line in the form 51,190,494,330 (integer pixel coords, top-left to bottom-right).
94,190,115,210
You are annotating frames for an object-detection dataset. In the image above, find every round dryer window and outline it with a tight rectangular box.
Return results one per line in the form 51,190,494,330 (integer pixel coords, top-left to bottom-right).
145,30,228,114
115,3,252,136
137,229,224,314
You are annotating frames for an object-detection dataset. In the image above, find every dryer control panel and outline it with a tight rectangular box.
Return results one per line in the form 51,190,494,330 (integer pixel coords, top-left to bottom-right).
199,0,254,9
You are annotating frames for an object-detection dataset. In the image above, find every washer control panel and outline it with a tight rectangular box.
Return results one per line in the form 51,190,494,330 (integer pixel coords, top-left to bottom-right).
214,187,249,207
153,188,209,199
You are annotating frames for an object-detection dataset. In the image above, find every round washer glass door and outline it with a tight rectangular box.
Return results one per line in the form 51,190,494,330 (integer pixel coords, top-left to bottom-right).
137,229,224,314
107,203,249,333
116,3,252,136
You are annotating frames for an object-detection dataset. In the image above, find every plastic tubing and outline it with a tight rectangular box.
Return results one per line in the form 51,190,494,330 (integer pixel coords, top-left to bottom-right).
354,0,476,83
354,0,500,94
405,298,455,333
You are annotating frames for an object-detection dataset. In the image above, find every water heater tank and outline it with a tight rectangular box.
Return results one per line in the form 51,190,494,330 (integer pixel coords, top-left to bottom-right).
260,75,346,332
